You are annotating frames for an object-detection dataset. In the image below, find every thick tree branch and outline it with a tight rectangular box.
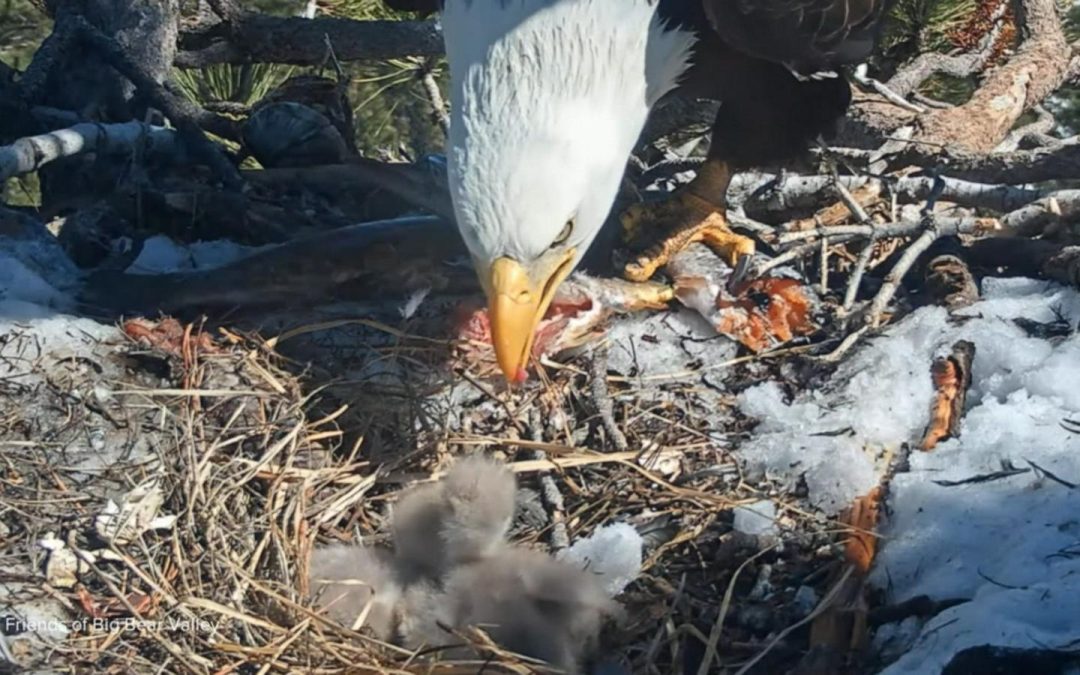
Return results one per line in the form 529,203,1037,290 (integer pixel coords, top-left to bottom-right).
16,13,79,104
176,15,443,67
912,0,1069,154
885,0,1009,98
737,174,1046,221
994,105,1057,153
0,121,183,183
72,15,243,189
1000,190,1080,234
888,140,1080,184
246,157,454,220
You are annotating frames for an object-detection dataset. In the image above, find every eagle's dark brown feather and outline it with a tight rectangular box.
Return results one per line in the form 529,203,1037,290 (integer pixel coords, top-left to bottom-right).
702,0,890,75
657,0,891,165
385,0,891,167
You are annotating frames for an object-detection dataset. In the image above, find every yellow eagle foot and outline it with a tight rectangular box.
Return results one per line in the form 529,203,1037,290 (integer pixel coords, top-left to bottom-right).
620,191,755,283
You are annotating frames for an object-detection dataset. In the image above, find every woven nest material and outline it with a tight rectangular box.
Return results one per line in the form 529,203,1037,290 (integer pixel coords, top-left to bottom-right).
0,312,852,674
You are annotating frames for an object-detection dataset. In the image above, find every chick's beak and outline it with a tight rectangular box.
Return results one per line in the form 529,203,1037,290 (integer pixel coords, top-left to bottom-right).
486,250,576,383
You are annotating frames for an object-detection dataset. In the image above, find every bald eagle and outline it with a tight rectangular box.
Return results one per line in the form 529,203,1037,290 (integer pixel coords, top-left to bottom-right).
385,0,891,382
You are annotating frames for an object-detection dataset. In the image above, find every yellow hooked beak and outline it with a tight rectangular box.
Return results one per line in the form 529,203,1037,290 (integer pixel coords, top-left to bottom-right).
485,250,576,383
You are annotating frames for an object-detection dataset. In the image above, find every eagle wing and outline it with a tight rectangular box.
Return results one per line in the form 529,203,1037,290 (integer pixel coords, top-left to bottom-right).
702,0,890,75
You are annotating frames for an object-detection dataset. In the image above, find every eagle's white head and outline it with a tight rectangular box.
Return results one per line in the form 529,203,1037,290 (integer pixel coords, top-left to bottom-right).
441,0,695,381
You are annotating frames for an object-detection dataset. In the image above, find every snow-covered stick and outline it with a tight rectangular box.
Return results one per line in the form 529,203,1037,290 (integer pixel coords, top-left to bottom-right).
0,121,181,183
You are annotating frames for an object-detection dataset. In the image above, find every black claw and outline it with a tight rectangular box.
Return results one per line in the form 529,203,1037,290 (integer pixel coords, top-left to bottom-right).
726,254,752,294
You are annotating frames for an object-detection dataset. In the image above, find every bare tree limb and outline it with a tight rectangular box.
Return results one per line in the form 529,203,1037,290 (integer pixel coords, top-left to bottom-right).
419,60,450,138
15,13,79,104
72,15,244,189
842,235,877,312
912,0,1069,154
176,16,443,68
852,66,925,113
246,157,455,220
0,120,182,183
887,140,1080,184
866,217,956,327
1001,190,1080,235
774,216,1000,248
994,105,1057,153
885,0,1009,98
738,174,1045,221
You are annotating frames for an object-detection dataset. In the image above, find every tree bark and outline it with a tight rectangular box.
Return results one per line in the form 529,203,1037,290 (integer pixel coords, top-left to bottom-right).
40,0,179,119
176,15,442,68
911,0,1068,153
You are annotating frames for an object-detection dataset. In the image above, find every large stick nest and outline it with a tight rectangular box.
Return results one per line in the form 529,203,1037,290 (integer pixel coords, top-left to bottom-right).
0,313,855,674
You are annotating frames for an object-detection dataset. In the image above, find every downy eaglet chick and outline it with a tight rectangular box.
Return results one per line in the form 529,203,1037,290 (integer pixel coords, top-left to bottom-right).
400,546,617,674
307,544,401,639
391,455,516,580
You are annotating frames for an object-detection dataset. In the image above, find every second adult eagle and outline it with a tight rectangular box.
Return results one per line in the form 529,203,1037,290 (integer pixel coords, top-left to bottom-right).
385,0,891,382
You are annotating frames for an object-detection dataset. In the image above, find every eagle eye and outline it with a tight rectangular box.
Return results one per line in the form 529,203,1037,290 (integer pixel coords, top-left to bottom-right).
551,219,574,248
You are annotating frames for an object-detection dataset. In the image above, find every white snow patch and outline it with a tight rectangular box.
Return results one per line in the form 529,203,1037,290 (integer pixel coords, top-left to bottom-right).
738,379,882,514
740,277,1080,671
0,253,70,308
733,500,778,537
872,280,1080,674
126,235,260,274
0,216,79,310
558,522,643,597
605,308,737,379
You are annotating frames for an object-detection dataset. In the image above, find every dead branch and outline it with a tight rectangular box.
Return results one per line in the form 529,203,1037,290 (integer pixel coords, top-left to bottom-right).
15,13,79,103
419,60,450,137
852,67,925,114
589,346,629,453
920,341,976,451
866,217,961,327
994,105,1058,153
1001,190,1080,235
913,0,1069,154
884,139,1080,184
843,236,877,313
176,15,442,68
70,15,243,189
0,121,182,183
739,174,1044,221
79,216,466,316
246,157,454,220
771,215,999,250
885,0,1009,98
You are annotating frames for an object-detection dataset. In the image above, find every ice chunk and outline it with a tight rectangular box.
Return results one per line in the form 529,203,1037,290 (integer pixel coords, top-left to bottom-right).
0,254,70,307
605,308,737,380
126,235,260,274
557,522,643,597
732,499,777,536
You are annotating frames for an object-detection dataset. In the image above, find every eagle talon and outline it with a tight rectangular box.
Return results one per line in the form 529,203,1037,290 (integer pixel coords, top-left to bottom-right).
619,199,756,284
620,159,755,283
726,253,753,294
